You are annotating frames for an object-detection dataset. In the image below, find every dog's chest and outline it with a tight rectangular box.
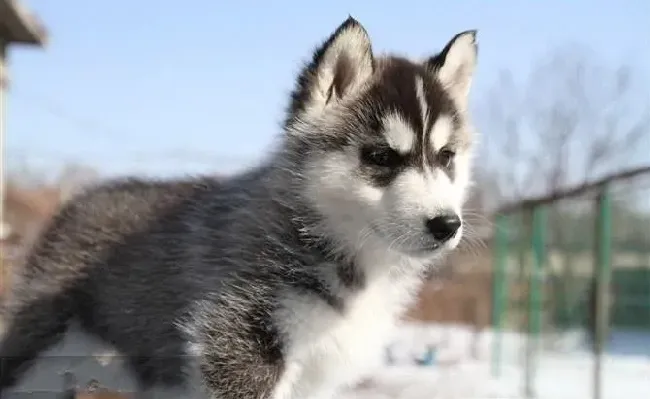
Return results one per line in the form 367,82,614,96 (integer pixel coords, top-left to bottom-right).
319,276,415,366
278,272,421,399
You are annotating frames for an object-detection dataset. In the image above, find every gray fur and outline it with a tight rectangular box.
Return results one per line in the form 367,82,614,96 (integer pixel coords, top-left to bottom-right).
0,17,478,399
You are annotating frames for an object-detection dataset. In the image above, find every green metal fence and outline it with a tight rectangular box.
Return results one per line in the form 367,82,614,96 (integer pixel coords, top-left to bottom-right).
491,168,650,399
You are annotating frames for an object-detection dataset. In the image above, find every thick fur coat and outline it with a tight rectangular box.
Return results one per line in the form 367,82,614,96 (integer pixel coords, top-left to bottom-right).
0,17,479,399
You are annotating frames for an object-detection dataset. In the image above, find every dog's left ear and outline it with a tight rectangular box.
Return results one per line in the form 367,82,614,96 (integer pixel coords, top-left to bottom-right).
425,31,478,107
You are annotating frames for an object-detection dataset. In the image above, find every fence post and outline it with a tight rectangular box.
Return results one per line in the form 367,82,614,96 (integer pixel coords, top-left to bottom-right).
594,185,612,399
525,205,546,398
492,213,509,378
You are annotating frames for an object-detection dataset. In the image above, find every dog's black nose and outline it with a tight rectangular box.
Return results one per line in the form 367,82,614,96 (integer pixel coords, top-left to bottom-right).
425,214,462,242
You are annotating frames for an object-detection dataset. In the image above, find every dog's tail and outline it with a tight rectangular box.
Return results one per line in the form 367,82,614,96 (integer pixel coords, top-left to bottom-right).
0,291,75,395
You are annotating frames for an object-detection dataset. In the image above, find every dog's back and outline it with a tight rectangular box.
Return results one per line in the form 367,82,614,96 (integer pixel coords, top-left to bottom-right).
0,176,220,393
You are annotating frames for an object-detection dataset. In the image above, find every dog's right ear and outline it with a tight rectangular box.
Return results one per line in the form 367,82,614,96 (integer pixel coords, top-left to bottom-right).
424,30,478,108
288,17,374,119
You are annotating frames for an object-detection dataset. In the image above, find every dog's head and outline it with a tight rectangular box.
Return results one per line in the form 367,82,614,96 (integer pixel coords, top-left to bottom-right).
284,17,478,258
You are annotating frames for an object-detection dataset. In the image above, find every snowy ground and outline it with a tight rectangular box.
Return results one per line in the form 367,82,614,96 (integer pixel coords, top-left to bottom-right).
6,322,650,398
339,323,650,399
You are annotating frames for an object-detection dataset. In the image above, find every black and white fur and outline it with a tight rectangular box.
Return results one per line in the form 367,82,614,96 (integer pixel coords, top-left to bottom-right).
0,17,478,399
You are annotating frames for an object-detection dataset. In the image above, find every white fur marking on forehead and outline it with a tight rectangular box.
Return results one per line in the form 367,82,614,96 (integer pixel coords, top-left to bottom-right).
415,76,430,165
383,113,415,153
429,115,453,151
415,76,429,129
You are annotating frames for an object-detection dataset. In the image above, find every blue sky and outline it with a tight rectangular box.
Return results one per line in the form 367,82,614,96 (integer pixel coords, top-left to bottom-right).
5,0,650,178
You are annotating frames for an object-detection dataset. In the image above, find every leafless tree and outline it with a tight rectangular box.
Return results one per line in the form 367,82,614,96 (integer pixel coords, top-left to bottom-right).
478,45,650,203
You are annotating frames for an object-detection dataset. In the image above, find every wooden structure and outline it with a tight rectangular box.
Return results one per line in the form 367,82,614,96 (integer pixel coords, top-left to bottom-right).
0,0,47,297
0,0,47,87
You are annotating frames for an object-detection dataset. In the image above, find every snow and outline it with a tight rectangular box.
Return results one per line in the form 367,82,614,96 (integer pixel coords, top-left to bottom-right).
7,321,649,398
338,323,650,399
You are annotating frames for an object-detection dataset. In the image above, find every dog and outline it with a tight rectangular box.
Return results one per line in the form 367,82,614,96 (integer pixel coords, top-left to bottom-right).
0,16,478,399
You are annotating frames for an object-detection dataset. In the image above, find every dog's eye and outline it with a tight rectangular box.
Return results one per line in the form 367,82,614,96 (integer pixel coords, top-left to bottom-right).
361,146,401,168
438,148,456,168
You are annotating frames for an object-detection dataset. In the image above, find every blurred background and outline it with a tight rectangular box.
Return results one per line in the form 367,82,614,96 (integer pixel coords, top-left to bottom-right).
1,0,649,398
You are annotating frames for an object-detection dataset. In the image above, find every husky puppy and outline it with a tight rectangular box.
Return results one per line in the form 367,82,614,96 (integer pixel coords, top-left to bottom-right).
0,17,478,399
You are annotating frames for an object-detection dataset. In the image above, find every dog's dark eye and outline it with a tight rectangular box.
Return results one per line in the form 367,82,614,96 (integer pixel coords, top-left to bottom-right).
438,148,456,168
361,146,401,168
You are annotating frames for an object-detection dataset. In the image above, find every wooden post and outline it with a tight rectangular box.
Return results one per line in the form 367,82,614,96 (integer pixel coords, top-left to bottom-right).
0,38,7,300
524,206,546,398
491,213,509,377
0,0,47,300
593,186,612,399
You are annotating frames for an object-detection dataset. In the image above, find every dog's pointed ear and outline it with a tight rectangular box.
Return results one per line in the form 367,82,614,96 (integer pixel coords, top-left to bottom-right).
425,30,478,106
292,17,374,114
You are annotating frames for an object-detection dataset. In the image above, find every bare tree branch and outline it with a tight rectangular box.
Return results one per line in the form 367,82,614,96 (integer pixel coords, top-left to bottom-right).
478,45,650,204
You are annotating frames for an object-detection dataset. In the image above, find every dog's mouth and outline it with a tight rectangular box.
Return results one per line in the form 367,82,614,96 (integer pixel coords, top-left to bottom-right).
405,243,443,257
405,234,462,257
410,242,440,252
